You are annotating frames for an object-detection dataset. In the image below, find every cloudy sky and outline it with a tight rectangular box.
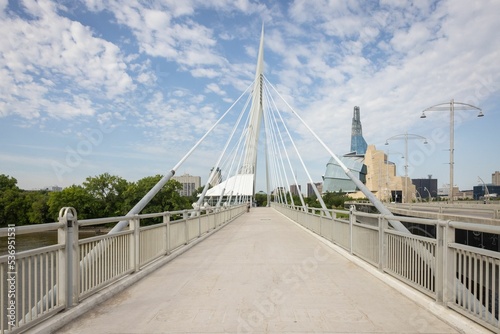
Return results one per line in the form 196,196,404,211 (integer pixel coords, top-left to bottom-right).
1,0,499,193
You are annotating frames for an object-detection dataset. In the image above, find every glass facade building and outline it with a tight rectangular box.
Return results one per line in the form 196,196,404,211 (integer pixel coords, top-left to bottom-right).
350,106,367,155
323,154,366,193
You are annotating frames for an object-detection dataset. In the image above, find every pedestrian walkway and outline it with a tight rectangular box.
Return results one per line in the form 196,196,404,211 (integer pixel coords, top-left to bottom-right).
56,207,471,333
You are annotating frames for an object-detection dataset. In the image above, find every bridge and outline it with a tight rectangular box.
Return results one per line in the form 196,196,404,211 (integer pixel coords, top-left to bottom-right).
1,28,499,333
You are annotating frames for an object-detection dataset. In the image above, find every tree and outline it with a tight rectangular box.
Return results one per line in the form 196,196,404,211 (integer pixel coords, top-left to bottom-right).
0,175,28,227
48,185,97,220
123,176,190,223
0,174,18,190
255,192,268,207
322,191,350,209
25,191,51,224
83,173,129,217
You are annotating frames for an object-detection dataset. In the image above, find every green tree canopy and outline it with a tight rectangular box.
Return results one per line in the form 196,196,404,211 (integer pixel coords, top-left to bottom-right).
48,185,98,220
83,173,129,217
0,178,27,226
123,176,189,215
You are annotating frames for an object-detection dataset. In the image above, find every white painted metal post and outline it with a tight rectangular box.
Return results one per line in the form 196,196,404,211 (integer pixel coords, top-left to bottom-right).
349,206,355,255
183,210,189,245
57,212,67,308
435,221,445,303
443,221,455,305
164,213,170,255
378,215,385,271
198,213,201,238
58,207,79,308
69,212,79,306
129,217,140,273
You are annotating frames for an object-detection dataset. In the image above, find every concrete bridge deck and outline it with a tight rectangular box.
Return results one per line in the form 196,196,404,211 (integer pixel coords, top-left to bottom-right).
54,207,484,333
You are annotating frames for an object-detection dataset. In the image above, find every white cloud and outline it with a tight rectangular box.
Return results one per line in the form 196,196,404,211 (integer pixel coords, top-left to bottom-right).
2,0,499,192
0,0,135,120
206,83,226,96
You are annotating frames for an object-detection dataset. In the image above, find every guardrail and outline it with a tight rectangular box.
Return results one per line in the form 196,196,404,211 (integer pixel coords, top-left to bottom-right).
346,200,500,220
0,204,246,334
272,202,500,332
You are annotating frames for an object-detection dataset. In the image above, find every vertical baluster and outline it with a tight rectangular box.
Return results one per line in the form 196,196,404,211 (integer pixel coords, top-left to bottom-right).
21,258,25,324
1,263,4,332
492,259,497,322
50,252,54,311
479,255,484,319
467,252,472,312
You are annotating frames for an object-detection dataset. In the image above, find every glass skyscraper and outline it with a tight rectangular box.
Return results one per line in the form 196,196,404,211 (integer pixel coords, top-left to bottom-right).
350,106,367,155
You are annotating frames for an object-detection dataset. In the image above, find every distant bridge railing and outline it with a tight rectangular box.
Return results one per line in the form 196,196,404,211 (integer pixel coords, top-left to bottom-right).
272,202,500,332
0,204,246,334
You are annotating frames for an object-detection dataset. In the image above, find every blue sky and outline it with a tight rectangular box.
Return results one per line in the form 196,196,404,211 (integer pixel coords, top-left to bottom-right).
1,0,499,193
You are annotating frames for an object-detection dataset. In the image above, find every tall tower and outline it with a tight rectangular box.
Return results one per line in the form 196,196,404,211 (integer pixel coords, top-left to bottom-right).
204,26,265,199
240,25,264,178
350,106,368,155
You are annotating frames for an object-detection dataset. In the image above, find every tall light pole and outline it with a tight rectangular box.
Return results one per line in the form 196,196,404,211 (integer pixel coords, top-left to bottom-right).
420,99,483,203
415,189,422,202
423,186,432,201
385,132,428,203
385,150,404,202
478,176,490,202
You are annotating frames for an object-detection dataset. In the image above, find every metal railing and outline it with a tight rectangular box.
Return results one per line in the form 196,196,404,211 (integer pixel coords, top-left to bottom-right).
0,204,245,334
272,202,500,332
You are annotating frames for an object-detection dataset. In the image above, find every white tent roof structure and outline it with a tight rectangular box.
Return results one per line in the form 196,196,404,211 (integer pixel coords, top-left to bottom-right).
205,174,254,197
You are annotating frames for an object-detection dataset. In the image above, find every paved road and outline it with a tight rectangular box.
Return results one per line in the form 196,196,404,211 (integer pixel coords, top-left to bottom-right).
56,207,475,333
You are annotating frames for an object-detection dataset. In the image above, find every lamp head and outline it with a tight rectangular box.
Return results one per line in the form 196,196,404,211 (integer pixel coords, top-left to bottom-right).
384,141,389,145
477,111,484,117
420,112,427,119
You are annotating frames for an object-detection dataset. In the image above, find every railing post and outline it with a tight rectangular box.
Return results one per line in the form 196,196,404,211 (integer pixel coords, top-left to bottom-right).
183,210,189,244
435,221,444,303
319,210,323,236
349,205,355,254
198,210,202,237
378,215,385,271
58,207,79,308
443,220,455,305
129,216,140,273
57,209,68,309
164,212,170,255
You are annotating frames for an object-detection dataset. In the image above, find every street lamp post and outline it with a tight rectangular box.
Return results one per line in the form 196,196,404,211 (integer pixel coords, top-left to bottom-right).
385,132,428,204
423,186,432,201
420,99,483,203
478,176,490,202
415,189,422,202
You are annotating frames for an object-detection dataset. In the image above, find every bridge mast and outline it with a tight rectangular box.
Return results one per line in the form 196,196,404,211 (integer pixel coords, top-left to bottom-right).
240,25,265,195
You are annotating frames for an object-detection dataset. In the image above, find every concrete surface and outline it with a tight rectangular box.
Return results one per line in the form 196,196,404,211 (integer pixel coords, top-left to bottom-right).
54,207,481,333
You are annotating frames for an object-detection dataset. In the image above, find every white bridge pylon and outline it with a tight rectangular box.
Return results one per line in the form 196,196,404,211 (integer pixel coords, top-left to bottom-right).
204,26,265,200
201,26,390,219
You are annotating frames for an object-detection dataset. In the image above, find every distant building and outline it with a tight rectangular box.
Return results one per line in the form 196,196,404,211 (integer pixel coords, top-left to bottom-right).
350,106,368,155
473,184,500,200
323,106,368,194
290,184,301,196
323,153,366,193
492,171,500,186
363,145,415,202
307,182,322,198
438,184,460,200
412,176,438,200
172,173,201,196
